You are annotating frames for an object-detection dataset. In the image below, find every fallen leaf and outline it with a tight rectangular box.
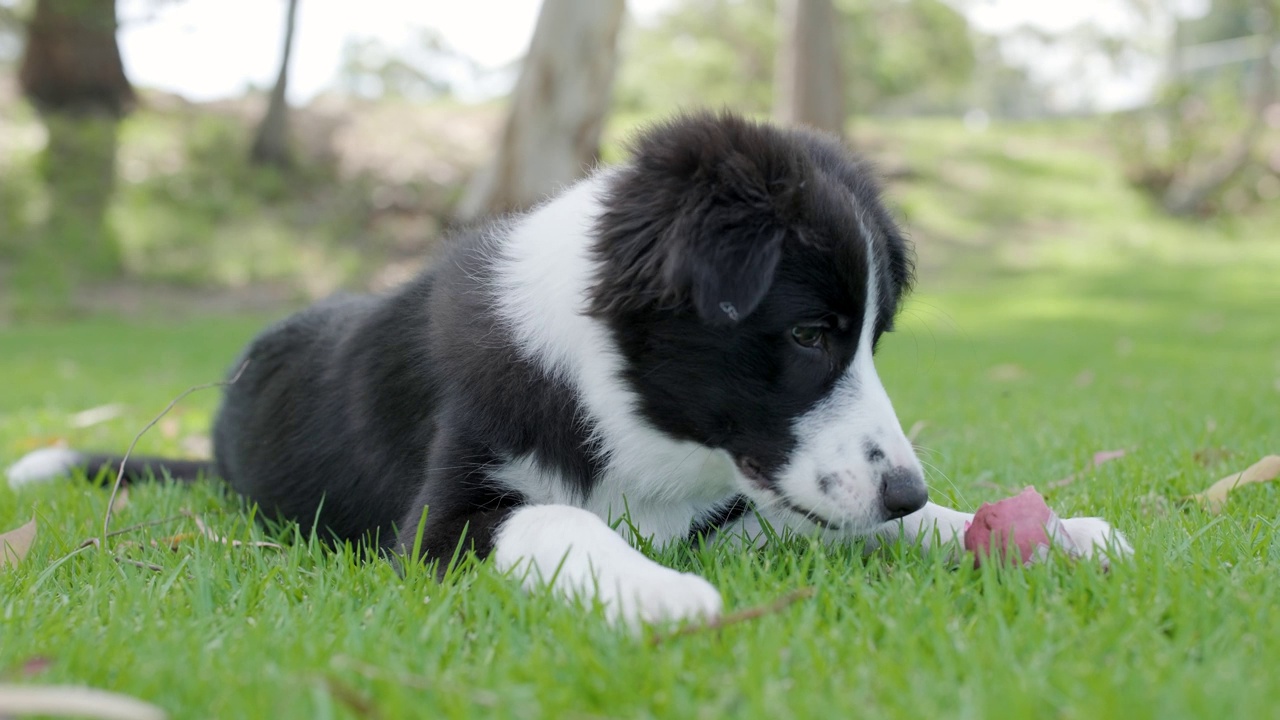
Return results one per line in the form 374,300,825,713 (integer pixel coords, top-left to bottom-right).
0,684,167,720
1091,449,1128,466
1189,455,1280,514
0,657,53,682
180,435,212,458
159,418,180,440
987,363,1027,382
1192,447,1235,467
68,403,127,429
16,436,67,452
19,657,54,677
185,513,284,551
111,487,130,513
1048,448,1131,488
1137,492,1172,518
154,532,200,550
0,518,37,570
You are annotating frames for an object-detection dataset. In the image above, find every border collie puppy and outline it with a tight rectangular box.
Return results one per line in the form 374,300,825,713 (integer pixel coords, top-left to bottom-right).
8,113,1131,626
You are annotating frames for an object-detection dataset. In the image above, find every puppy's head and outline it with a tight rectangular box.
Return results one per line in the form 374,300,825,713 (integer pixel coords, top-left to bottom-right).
589,112,926,534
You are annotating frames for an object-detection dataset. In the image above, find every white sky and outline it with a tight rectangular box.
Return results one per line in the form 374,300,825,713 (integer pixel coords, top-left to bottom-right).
110,0,1171,109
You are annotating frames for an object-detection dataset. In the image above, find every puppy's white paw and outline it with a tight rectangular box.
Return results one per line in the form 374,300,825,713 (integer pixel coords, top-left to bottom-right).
603,568,723,628
7,447,82,489
1061,516,1133,567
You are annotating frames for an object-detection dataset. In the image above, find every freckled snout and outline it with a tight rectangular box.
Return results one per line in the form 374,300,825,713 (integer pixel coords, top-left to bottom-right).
880,465,928,520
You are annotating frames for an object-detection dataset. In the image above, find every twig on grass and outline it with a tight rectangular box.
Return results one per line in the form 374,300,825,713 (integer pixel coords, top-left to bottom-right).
182,510,285,551
649,587,816,645
115,557,164,573
74,514,190,552
102,360,249,545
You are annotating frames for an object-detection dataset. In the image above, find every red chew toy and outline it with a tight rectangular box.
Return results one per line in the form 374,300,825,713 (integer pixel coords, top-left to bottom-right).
963,486,1078,568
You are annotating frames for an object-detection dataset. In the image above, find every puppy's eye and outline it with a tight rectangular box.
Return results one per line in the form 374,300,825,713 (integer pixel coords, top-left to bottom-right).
790,325,825,348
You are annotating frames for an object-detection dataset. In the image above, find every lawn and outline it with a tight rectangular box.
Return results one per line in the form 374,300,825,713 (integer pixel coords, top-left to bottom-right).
2,118,1279,719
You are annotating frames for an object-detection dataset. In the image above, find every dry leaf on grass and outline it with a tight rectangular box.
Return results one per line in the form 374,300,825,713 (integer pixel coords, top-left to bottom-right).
185,512,284,551
68,403,127,429
180,434,213,458
158,417,181,440
18,657,53,678
1192,446,1236,467
1048,448,1131,488
0,684,167,720
0,518,36,570
154,532,201,550
987,363,1028,382
1189,455,1280,514
111,486,130,513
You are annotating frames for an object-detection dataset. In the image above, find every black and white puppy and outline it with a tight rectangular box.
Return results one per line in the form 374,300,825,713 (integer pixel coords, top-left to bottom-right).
8,113,1131,626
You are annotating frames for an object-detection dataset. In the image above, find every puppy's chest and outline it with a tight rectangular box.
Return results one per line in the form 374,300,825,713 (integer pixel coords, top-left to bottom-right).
491,450,737,545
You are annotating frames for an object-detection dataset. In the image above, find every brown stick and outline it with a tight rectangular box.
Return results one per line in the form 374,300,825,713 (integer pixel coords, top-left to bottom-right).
102,361,248,545
649,587,816,645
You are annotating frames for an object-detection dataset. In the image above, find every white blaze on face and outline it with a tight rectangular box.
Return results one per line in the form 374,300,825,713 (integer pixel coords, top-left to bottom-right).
764,216,923,533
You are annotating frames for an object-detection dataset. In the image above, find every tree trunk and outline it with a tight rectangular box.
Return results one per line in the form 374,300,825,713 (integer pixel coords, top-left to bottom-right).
455,0,626,221
773,0,846,138
251,0,300,167
18,0,131,286
1162,0,1277,215
19,0,133,116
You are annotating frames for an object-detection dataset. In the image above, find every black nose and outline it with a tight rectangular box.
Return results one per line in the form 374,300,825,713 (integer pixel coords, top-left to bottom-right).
880,466,928,520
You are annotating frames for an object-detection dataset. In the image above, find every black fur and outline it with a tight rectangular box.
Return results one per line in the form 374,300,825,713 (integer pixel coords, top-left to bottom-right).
51,112,914,569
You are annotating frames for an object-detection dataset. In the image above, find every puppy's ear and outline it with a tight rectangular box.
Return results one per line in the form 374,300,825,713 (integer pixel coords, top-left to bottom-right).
662,195,787,325
591,113,808,324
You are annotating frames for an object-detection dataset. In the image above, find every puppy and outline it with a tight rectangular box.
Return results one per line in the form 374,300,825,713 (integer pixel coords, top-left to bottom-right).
8,112,1131,626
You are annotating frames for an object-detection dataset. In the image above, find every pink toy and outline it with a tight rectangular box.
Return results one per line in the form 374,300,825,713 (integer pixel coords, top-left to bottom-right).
963,486,1079,568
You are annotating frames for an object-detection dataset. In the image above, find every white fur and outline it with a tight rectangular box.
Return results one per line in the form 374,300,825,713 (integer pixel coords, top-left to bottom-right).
492,504,722,627
763,210,922,533
7,447,83,489
491,172,737,543
869,501,1133,567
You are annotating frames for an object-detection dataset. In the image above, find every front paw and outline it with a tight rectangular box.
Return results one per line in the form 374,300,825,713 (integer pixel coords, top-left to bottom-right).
1060,516,1133,567
602,568,723,628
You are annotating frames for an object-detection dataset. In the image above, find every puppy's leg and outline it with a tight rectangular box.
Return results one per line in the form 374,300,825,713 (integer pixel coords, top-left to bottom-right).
492,505,722,628
715,502,1131,566
873,502,1133,565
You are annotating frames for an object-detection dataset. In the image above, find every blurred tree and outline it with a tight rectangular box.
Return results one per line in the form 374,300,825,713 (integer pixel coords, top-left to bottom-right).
18,0,134,280
615,0,975,119
1117,0,1279,216
337,29,478,101
614,0,777,115
19,0,132,114
456,0,626,220
1160,0,1276,215
774,0,845,137
251,0,300,167
0,2,25,65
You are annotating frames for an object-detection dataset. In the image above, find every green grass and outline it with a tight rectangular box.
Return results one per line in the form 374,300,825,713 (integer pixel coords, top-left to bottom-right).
3,256,1277,719
2,116,1279,718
